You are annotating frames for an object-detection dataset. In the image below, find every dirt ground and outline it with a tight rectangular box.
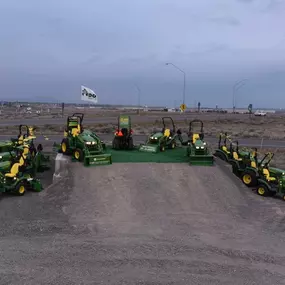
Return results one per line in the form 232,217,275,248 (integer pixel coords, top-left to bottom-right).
1,106,285,140
1,161,285,284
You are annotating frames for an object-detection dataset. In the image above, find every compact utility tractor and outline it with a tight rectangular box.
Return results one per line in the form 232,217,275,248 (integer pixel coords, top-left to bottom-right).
0,149,42,196
214,133,250,162
112,115,134,150
138,117,177,153
186,119,214,166
232,150,281,187
60,113,112,166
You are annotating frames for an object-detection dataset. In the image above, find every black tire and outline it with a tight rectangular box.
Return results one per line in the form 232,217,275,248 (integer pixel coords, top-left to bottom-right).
61,139,69,154
169,141,176,149
128,137,134,149
73,148,84,162
112,137,120,150
256,183,270,197
231,161,240,176
160,145,165,152
241,170,258,187
15,182,26,196
214,151,228,162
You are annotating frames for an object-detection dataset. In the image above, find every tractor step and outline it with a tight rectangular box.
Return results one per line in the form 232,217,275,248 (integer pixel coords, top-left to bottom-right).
189,155,214,166
84,154,112,166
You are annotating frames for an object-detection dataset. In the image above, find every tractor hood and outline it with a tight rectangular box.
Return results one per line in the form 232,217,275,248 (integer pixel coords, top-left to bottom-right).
150,132,164,139
269,167,285,176
194,139,207,149
80,130,99,142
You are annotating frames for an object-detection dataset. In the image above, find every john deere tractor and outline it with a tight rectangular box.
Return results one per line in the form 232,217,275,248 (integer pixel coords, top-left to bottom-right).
138,117,177,153
60,113,111,166
112,115,134,150
0,149,42,196
231,150,281,187
186,119,214,166
214,132,250,162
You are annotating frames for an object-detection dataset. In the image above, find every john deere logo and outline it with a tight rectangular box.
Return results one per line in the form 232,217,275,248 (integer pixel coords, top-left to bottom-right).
82,89,96,99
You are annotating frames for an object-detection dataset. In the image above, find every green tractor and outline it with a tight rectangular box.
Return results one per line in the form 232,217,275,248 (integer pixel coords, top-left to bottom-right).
0,151,42,196
186,119,214,166
231,150,281,187
214,132,250,162
138,117,177,153
255,171,285,200
112,115,134,150
60,113,112,166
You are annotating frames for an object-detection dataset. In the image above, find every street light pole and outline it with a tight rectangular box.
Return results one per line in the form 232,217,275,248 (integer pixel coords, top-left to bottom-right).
134,83,141,113
166,62,186,106
232,79,247,113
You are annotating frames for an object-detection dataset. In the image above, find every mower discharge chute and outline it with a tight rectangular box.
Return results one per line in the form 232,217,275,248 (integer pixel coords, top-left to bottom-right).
138,117,177,153
186,119,214,166
60,113,111,166
112,115,134,150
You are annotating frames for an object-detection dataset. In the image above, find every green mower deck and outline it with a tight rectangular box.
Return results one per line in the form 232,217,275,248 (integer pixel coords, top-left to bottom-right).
106,146,188,163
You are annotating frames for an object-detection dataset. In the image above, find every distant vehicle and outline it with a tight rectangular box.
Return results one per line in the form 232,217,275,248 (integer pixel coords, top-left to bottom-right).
254,110,266,116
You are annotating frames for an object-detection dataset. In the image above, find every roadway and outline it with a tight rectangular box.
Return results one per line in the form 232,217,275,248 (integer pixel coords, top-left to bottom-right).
0,134,284,148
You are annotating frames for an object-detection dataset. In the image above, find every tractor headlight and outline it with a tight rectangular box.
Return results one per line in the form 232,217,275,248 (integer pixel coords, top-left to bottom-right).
86,142,91,145
201,146,204,149
0,156,2,159
196,146,200,149
203,142,206,145
92,141,96,145
169,137,172,139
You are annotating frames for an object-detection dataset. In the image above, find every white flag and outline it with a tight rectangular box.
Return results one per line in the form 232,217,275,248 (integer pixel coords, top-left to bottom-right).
81,85,98,103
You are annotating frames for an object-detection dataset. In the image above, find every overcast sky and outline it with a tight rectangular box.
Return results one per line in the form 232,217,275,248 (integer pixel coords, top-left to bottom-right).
0,0,285,108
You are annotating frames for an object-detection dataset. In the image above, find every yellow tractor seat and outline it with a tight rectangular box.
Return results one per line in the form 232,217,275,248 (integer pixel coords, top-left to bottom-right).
263,168,276,181
164,129,171,137
5,163,20,178
71,127,80,137
193,133,200,144
251,161,257,168
222,146,230,154
233,152,242,161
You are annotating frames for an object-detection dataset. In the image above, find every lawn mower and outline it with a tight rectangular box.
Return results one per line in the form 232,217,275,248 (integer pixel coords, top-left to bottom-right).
60,113,112,166
112,115,134,150
214,132,250,162
186,119,214,166
138,117,177,153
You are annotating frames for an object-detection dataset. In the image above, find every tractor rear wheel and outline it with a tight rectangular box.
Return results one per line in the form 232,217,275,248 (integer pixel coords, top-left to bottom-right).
15,182,26,196
61,139,69,154
241,170,257,187
73,148,84,162
128,137,134,149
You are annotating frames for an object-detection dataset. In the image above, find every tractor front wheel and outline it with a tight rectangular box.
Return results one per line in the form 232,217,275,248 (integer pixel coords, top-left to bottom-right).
257,184,270,197
160,145,165,152
169,142,175,149
15,182,26,196
61,139,69,154
74,149,84,162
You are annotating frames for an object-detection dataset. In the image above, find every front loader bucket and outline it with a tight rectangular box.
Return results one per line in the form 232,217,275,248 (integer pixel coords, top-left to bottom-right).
189,155,214,166
84,153,112,166
138,144,159,153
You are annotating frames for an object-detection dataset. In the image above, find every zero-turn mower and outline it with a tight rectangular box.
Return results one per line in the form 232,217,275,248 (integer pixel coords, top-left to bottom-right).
138,117,177,153
112,115,134,150
60,113,112,166
186,119,214,166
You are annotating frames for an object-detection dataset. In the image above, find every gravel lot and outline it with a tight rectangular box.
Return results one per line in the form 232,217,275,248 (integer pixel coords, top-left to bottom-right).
1,159,285,284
